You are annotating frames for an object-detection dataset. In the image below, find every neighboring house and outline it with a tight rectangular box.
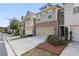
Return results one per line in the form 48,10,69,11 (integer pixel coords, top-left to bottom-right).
19,20,25,36
36,4,64,38
64,3,79,41
6,26,12,33
22,11,36,36
21,4,64,38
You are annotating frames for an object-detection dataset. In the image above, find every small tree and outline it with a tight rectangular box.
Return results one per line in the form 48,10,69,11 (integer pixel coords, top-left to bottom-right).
9,18,20,35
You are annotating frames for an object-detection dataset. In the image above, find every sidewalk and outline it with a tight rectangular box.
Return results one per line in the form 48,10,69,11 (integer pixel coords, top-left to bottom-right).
2,34,15,56
60,41,79,56
4,41,15,56
5,35,46,56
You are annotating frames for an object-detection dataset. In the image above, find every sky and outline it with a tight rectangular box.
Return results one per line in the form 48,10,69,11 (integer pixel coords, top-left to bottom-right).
0,3,62,27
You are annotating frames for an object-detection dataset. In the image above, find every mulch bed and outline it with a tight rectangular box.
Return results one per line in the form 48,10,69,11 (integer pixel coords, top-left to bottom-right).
36,42,67,55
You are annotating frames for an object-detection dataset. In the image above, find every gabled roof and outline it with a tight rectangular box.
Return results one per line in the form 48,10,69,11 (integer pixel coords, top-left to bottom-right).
26,11,35,16
39,3,53,10
36,3,63,14
39,3,63,10
21,11,36,21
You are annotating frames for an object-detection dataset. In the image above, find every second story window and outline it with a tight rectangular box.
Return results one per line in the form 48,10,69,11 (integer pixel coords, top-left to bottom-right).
73,6,79,14
48,10,52,19
37,14,40,21
27,18,30,25
41,12,46,19
48,14,52,19
38,18,40,21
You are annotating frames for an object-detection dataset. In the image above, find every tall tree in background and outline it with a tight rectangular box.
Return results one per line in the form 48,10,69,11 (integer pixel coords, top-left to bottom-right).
0,27,5,32
9,18,20,35
10,18,19,29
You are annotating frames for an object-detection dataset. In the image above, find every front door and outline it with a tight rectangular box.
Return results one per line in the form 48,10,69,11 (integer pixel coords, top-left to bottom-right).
59,26,64,37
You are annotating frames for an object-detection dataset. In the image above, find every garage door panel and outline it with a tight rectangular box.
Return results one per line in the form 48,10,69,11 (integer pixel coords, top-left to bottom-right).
36,27,54,36
25,27,33,35
71,26,79,41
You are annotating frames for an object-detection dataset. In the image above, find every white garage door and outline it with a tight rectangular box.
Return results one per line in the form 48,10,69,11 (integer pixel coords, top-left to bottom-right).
25,27,33,35
71,26,79,41
36,27,54,37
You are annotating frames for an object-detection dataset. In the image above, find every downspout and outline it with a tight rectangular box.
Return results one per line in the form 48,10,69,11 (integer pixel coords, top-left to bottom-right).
57,9,60,38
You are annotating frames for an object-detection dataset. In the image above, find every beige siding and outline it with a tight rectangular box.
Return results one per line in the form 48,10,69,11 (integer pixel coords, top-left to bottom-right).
36,7,59,37
24,11,36,35
64,3,79,26
25,19,34,35
25,19,34,27
64,3,79,41
36,8,57,23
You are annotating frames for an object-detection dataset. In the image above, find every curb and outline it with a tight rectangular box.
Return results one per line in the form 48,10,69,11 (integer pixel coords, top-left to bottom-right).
4,34,17,56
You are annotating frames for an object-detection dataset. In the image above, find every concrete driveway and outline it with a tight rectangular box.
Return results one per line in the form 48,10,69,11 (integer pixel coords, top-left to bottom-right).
8,36,46,56
60,41,79,56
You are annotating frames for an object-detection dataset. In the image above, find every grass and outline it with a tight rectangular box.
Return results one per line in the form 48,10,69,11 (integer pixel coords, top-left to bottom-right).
21,48,57,56
10,37,21,41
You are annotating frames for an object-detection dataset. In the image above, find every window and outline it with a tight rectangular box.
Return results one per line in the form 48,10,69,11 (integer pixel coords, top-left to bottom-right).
38,14,40,18
41,12,46,19
38,18,40,21
48,15,52,19
48,10,52,19
37,14,40,21
73,6,79,14
42,12,46,15
48,10,52,15
27,18,30,21
60,10,64,16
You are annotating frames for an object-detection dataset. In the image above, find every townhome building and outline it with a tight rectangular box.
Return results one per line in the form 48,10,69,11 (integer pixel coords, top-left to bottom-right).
19,19,25,36
21,4,64,38
64,3,79,41
36,4,64,38
22,11,36,36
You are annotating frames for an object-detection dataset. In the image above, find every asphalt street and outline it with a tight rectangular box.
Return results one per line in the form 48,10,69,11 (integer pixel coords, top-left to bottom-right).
0,32,8,56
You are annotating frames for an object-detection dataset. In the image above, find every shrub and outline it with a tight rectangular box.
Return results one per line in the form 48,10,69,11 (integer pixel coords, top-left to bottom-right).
8,32,12,35
13,30,19,36
47,35,59,46
57,39,65,45
47,35,53,43
47,35,69,46
58,37,70,45
58,37,65,45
